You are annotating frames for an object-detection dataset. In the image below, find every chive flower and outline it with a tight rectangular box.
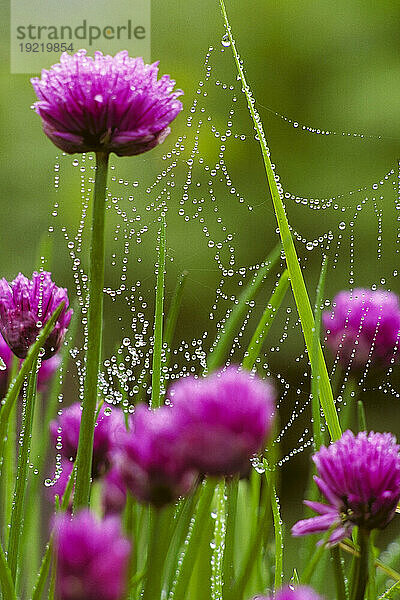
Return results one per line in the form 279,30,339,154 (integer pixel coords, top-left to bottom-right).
102,466,127,516
31,50,183,156
114,404,197,508
50,402,125,477
54,510,130,600
169,366,275,477
292,430,400,544
252,585,324,599
0,271,72,360
323,288,400,369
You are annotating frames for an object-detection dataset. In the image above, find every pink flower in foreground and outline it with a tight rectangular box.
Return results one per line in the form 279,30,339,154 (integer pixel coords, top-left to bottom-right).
54,510,130,600
169,366,275,477
292,430,400,545
252,585,324,600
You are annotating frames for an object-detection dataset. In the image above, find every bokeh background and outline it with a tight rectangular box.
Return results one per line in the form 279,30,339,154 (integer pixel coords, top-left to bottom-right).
2,0,400,587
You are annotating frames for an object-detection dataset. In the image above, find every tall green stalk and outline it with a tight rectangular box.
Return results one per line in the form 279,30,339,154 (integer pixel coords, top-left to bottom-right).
74,151,109,510
151,217,166,409
8,360,38,581
218,0,341,442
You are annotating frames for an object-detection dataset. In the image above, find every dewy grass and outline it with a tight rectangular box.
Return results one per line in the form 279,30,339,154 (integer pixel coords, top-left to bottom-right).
218,0,341,442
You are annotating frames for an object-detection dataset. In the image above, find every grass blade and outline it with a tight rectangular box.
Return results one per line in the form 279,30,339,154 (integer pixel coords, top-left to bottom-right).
218,0,341,442
151,216,167,409
0,302,66,468
0,538,16,600
242,269,289,370
207,243,281,373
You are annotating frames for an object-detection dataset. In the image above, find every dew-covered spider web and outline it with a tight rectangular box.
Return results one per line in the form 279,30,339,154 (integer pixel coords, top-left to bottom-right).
43,39,400,475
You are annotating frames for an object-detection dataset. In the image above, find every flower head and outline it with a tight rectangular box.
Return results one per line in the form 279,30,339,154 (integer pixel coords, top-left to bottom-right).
0,271,72,360
50,403,125,477
47,460,74,509
292,430,400,544
323,288,400,369
54,510,130,600
31,50,183,156
252,585,324,600
0,333,60,397
102,466,127,516
169,366,275,477
114,404,196,508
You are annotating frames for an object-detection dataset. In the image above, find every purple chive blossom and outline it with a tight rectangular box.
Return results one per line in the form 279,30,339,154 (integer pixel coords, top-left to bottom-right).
114,404,197,508
0,333,60,397
323,288,400,369
252,585,324,600
169,366,275,477
54,510,130,600
102,466,127,516
47,460,74,509
50,403,125,477
292,430,400,545
31,50,183,157
0,271,72,360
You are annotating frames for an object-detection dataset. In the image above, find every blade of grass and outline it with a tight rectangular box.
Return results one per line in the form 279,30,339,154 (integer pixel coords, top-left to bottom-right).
311,255,327,451
0,538,16,600
7,360,38,581
0,302,66,469
151,216,166,409
169,479,215,600
300,524,337,585
164,271,188,369
378,581,400,599
218,0,341,442
206,243,282,373
242,269,289,370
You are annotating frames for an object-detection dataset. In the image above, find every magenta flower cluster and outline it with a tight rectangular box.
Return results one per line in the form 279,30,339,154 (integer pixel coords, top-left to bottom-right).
54,510,130,600
323,288,400,369
292,430,400,544
113,366,275,507
48,402,125,507
0,271,72,360
252,586,324,600
31,50,183,156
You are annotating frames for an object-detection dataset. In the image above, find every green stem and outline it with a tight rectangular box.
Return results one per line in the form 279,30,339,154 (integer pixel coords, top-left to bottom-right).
151,216,166,409
142,506,171,600
222,477,238,594
0,537,16,600
8,359,38,581
331,545,348,600
218,0,341,442
171,479,215,600
74,151,109,509
2,356,19,543
351,529,370,600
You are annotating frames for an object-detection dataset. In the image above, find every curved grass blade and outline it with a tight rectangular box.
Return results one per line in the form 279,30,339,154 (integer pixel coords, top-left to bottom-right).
169,479,215,600
218,0,341,442
206,242,281,373
0,538,16,600
242,269,289,370
0,301,66,467
164,271,188,368
151,216,166,409
7,361,38,581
